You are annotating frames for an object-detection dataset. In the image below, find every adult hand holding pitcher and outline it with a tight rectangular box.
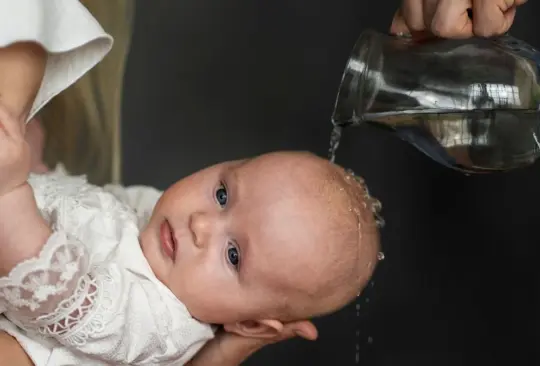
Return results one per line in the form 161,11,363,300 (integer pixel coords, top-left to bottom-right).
390,0,528,39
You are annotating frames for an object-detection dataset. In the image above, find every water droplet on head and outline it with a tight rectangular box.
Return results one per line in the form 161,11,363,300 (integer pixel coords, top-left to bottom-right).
370,199,382,213
377,252,385,261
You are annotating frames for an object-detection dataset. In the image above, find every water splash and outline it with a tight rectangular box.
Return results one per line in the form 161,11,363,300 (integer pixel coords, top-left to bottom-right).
355,298,361,364
328,125,343,163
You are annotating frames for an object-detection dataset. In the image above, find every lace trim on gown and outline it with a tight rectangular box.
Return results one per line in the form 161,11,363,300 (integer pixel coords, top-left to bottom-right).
0,231,114,346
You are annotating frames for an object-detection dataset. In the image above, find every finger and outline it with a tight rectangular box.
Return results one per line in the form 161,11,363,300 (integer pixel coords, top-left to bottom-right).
401,0,426,32
422,0,439,30
390,7,432,40
213,331,266,351
473,0,519,37
431,0,474,38
25,118,45,146
0,103,22,137
285,320,318,341
390,8,411,35
513,0,528,6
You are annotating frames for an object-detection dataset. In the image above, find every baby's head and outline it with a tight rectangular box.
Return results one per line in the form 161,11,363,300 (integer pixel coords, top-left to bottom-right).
140,151,381,338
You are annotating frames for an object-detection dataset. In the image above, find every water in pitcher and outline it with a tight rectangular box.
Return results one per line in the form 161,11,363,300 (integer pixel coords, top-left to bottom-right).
360,109,540,172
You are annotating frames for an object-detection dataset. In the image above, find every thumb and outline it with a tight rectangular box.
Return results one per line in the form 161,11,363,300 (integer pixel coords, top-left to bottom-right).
389,9,433,41
389,9,410,35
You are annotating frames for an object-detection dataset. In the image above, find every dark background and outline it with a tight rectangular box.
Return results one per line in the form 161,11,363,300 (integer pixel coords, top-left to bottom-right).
122,1,540,365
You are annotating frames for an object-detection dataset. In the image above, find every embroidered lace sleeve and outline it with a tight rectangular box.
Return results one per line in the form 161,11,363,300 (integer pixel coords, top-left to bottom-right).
0,230,213,365
0,231,95,342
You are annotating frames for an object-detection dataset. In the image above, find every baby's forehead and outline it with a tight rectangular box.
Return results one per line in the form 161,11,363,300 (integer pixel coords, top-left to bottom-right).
238,152,339,192
233,154,356,232
238,156,353,239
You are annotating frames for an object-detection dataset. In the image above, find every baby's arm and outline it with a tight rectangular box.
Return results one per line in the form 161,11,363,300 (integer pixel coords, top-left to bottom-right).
0,184,52,275
0,105,87,354
0,104,51,276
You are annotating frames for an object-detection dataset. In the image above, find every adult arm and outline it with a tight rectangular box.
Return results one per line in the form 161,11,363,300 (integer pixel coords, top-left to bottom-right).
0,321,317,366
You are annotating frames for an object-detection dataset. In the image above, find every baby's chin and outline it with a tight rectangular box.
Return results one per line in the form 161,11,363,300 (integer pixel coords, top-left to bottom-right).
138,225,172,284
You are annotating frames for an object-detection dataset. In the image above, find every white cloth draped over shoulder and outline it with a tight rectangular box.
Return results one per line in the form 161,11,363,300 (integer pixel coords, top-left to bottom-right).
0,0,112,122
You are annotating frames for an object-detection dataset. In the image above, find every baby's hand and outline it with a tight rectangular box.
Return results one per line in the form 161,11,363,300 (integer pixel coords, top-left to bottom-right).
0,104,31,197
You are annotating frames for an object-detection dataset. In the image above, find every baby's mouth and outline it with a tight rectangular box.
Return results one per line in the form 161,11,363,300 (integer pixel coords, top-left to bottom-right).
160,219,177,261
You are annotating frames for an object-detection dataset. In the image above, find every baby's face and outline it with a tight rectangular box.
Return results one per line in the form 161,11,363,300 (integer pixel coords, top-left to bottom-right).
140,152,350,324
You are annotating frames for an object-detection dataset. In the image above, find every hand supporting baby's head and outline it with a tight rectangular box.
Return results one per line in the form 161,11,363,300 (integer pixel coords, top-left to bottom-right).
140,151,382,340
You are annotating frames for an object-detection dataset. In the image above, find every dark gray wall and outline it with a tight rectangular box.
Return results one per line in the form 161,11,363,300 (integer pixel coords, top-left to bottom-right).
122,1,540,365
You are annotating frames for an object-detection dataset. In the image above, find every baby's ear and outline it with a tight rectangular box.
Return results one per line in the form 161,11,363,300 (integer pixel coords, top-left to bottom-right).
223,319,283,339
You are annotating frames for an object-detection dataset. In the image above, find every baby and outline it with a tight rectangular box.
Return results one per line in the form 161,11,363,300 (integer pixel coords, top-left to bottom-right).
0,107,382,365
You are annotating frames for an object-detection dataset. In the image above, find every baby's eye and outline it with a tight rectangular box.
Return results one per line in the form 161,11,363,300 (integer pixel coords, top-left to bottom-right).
215,182,228,207
226,242,240,269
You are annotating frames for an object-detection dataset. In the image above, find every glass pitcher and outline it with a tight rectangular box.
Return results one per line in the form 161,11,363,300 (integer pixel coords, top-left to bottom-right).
332,29,540,173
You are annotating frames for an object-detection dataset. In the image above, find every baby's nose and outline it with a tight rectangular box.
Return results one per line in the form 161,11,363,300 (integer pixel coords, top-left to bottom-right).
189,211,220,248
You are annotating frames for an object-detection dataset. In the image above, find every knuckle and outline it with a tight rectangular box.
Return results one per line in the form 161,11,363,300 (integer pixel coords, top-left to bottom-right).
473,24,499,37
398,0,425,32
407,21,425,32
430,20,453,38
